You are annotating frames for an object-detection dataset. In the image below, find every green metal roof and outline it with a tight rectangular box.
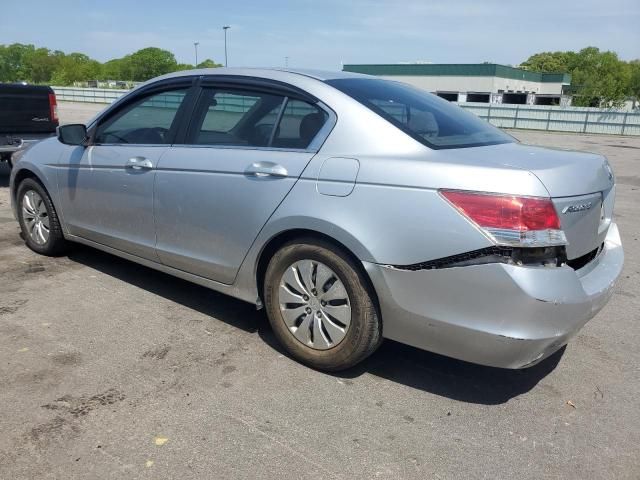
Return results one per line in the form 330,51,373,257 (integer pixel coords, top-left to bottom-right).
342,64,571,84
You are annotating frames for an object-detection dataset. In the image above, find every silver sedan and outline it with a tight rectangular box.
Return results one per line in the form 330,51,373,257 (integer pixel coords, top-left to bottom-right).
10,68,624,371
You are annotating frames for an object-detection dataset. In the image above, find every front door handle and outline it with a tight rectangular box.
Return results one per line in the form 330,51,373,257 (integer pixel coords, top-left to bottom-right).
244,162,288,178
126,157,153,170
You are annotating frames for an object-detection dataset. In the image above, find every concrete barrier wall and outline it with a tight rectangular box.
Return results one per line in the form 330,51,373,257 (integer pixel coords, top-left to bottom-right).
53,87,640,136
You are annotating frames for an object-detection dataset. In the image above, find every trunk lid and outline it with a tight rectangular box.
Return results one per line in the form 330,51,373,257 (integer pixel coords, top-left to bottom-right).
552,192,608,260
475,142,614,198
441,142,615,260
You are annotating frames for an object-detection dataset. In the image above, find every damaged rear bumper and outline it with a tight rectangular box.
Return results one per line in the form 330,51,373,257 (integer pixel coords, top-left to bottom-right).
364,223,624,368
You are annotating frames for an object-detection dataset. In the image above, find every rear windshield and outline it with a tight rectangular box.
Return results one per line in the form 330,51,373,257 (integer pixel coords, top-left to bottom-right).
326,78,514,149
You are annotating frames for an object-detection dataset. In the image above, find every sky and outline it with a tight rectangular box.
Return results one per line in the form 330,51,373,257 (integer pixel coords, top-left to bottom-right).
1,0,639,70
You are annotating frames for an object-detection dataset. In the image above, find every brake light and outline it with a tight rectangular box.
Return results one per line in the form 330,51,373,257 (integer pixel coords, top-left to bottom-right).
441,190,567,247
48,93,59,124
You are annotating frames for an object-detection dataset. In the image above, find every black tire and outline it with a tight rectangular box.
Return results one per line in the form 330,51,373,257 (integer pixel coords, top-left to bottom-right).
16,178,68,256
264,238,382,371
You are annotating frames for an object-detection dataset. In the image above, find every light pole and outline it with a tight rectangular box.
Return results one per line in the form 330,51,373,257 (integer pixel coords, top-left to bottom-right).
194,41,199,67
223,26,230,67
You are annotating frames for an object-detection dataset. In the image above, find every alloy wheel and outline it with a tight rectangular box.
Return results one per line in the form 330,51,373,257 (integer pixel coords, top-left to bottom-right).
22,190,50,245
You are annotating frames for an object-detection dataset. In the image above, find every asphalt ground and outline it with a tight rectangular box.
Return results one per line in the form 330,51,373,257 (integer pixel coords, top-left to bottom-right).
0,102,638,479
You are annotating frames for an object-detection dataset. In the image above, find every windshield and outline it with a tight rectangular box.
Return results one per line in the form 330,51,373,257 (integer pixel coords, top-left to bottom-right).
326,78,514,150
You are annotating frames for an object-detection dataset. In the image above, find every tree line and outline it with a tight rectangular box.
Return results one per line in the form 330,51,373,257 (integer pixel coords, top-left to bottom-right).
0,44,221,86
1,43,638,107
520,47,639,107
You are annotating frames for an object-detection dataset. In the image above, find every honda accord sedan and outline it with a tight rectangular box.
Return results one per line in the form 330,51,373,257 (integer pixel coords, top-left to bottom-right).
10,68,623,371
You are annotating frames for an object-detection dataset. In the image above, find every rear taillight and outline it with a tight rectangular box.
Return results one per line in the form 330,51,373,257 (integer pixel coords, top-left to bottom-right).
49,93,59,124
441,190,567,247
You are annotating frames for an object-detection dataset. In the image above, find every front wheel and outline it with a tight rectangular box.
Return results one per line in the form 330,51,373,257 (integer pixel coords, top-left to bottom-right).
264,239,382,371
16,178,68,256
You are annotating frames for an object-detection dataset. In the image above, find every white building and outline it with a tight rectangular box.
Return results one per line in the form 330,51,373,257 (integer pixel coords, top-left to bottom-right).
342,63,572,106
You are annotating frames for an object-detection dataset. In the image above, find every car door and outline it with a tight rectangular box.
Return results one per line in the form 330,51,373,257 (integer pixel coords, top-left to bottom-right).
154,82,332,284
57,82,193,260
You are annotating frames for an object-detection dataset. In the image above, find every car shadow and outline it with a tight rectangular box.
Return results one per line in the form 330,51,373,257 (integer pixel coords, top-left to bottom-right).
337,341,564,405
258,325,564,405
67,246,261,334
68,244,563,405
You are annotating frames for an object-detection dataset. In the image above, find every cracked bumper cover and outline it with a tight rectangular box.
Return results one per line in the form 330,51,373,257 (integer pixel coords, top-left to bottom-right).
364,223,624,368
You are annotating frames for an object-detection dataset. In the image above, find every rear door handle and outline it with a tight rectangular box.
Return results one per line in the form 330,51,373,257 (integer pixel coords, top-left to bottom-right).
126,157,153,170
244,162,288,178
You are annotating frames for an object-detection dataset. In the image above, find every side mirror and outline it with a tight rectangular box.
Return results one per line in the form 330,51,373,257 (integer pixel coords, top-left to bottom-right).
57,124,87,146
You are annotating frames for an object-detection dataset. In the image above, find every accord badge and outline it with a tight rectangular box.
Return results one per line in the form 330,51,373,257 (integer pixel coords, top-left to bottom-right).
562,202,593,214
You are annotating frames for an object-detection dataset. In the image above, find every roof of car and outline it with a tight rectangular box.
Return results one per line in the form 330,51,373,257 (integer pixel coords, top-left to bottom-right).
153,67,368,83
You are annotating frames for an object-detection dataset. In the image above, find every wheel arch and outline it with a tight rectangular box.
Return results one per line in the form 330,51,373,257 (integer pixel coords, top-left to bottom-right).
254,228,381,317
11,165,66,233
12,167,42,202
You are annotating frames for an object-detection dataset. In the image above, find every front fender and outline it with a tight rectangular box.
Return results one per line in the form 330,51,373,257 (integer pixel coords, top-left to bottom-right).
10,137,67,225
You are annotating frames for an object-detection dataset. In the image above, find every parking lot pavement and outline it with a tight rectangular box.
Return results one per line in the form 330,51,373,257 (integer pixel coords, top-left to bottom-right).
1,106,639,479
57,101,108,125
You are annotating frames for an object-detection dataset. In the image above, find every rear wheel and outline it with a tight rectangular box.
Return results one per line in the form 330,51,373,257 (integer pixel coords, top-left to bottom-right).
264,239,382,371
16,178,67,256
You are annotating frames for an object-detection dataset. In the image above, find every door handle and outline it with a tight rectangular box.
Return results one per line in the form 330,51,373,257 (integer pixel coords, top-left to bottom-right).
125,157,153,170
244,162,288,178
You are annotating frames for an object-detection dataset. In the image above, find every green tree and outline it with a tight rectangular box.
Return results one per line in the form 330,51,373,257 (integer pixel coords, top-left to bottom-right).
51,53,102,85
102,56,133,80
1,43,223,85
175,63,195,71
521,47,630,107
196,59,221,69
173,59,221,72
520,51,576,73
627,60,640,108
23,47,62,83
0,43,36,81
0,45,9,81
128,47,178,81
569,47,629,107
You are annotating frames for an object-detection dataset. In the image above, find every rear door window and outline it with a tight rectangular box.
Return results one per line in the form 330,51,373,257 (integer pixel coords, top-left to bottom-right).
188,89,285,147
187,88,328,149
271,99,328,149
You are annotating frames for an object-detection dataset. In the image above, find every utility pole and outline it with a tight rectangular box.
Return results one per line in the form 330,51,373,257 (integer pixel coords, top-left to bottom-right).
285,56,289,67
223,26,230,67
194,41,199,67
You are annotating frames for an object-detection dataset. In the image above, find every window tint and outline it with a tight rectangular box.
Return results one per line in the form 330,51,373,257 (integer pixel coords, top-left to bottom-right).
271,99,328,149
191,89,285,147
371,99,408,123
188,89,328,149
95,89,187,144
326,78,513,149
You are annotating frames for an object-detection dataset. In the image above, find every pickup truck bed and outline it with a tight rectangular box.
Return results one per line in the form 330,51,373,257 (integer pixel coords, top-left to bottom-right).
0,84,59,166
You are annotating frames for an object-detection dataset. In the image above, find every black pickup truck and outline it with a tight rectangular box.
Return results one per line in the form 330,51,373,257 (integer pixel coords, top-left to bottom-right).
0,84,59,167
